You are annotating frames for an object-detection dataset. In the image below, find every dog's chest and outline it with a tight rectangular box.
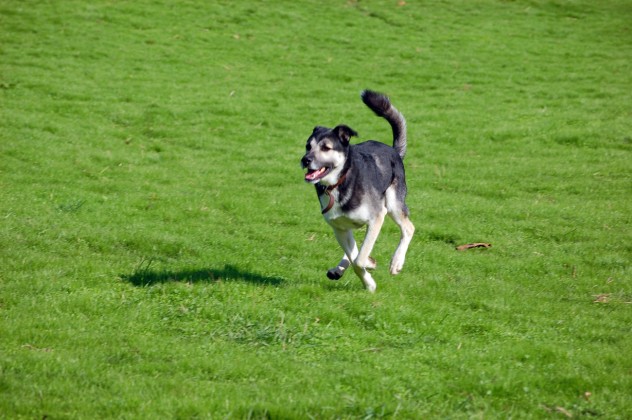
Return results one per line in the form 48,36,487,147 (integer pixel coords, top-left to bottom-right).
320,191,369,230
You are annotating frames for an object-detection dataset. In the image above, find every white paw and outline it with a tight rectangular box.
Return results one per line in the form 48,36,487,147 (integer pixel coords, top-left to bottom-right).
364,278,377,293
390,256,405,275
352,266,377,292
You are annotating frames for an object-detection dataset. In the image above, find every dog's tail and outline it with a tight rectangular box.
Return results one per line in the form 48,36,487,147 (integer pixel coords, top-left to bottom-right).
361,89,407,159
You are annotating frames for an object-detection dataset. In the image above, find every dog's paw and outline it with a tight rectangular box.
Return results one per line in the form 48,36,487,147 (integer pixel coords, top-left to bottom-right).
352,265,377,292
390,255,404,276
363,275,377,293
389,257,404,275
327,267,344,280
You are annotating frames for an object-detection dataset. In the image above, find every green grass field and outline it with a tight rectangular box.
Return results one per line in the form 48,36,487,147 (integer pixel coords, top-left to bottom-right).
1,0,631,417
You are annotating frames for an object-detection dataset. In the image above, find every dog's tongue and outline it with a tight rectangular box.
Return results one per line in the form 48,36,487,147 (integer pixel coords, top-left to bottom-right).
305,167,326,181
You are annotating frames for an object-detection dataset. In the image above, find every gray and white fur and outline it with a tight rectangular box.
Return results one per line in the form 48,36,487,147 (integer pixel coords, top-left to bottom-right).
301,90,415,292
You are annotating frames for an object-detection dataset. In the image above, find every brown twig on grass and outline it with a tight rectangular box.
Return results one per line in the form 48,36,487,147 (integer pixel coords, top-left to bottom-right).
456,243,492,251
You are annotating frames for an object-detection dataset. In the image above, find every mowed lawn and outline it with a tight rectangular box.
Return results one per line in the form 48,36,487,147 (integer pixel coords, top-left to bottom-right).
1,0,631,418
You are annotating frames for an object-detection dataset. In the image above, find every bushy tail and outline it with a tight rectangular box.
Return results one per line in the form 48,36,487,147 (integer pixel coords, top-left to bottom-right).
361,89,407,159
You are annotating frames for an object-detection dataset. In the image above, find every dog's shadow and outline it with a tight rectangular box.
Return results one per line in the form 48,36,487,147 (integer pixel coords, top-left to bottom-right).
122,263,285,287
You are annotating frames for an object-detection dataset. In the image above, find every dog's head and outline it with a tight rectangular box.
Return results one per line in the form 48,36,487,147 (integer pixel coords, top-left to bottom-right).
301,125,357,185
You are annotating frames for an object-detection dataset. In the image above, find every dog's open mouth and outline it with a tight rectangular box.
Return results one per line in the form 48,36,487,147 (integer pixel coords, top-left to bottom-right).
305,167,330,182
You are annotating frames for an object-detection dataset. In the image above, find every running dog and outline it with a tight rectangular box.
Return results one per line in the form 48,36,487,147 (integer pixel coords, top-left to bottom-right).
301,90,415,292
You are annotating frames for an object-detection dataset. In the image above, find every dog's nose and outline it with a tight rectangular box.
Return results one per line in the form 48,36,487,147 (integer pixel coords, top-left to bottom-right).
301,155,312,168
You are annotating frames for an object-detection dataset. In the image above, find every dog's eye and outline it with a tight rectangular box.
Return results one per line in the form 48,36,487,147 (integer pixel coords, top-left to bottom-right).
321,145,331,152
305,144,311,152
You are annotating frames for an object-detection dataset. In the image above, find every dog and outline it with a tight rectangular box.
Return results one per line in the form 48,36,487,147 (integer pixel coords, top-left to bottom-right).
301,90,415,292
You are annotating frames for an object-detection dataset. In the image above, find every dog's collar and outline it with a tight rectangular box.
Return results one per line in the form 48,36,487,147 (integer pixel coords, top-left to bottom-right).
319,170,348,214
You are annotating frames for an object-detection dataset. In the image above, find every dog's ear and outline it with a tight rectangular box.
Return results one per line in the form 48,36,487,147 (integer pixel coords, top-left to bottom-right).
334,125,358,145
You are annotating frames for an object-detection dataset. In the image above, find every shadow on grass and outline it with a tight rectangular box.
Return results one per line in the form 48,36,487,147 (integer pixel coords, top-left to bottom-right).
122,264,285,287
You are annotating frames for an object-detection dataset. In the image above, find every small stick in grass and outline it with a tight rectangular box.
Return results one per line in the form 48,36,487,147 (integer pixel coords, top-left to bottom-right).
456,243,492,251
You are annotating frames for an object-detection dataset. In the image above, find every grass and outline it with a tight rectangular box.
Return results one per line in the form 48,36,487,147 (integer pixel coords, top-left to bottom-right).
1,0,631,417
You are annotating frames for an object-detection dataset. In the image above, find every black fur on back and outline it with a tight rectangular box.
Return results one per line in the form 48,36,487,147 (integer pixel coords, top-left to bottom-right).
337,141,408,216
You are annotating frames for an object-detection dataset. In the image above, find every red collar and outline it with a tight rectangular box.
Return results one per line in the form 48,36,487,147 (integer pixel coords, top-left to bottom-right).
320,170,348,214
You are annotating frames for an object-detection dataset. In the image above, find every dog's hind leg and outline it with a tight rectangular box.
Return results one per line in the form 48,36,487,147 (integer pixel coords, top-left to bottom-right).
386,187,415,275
389,212,414,275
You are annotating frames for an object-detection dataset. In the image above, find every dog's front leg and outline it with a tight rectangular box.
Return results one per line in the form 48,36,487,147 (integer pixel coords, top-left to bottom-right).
327,250,377,281
347,209,387,292
330,223,384,292
331,228,377,292
327,254,352,281
354,208,387,270
328,229,359,280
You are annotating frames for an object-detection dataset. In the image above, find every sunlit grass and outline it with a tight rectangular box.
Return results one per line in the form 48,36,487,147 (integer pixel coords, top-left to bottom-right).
1,0,631,417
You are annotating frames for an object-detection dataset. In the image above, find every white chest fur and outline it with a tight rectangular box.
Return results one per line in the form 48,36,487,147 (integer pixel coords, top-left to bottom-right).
321,191,370,230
